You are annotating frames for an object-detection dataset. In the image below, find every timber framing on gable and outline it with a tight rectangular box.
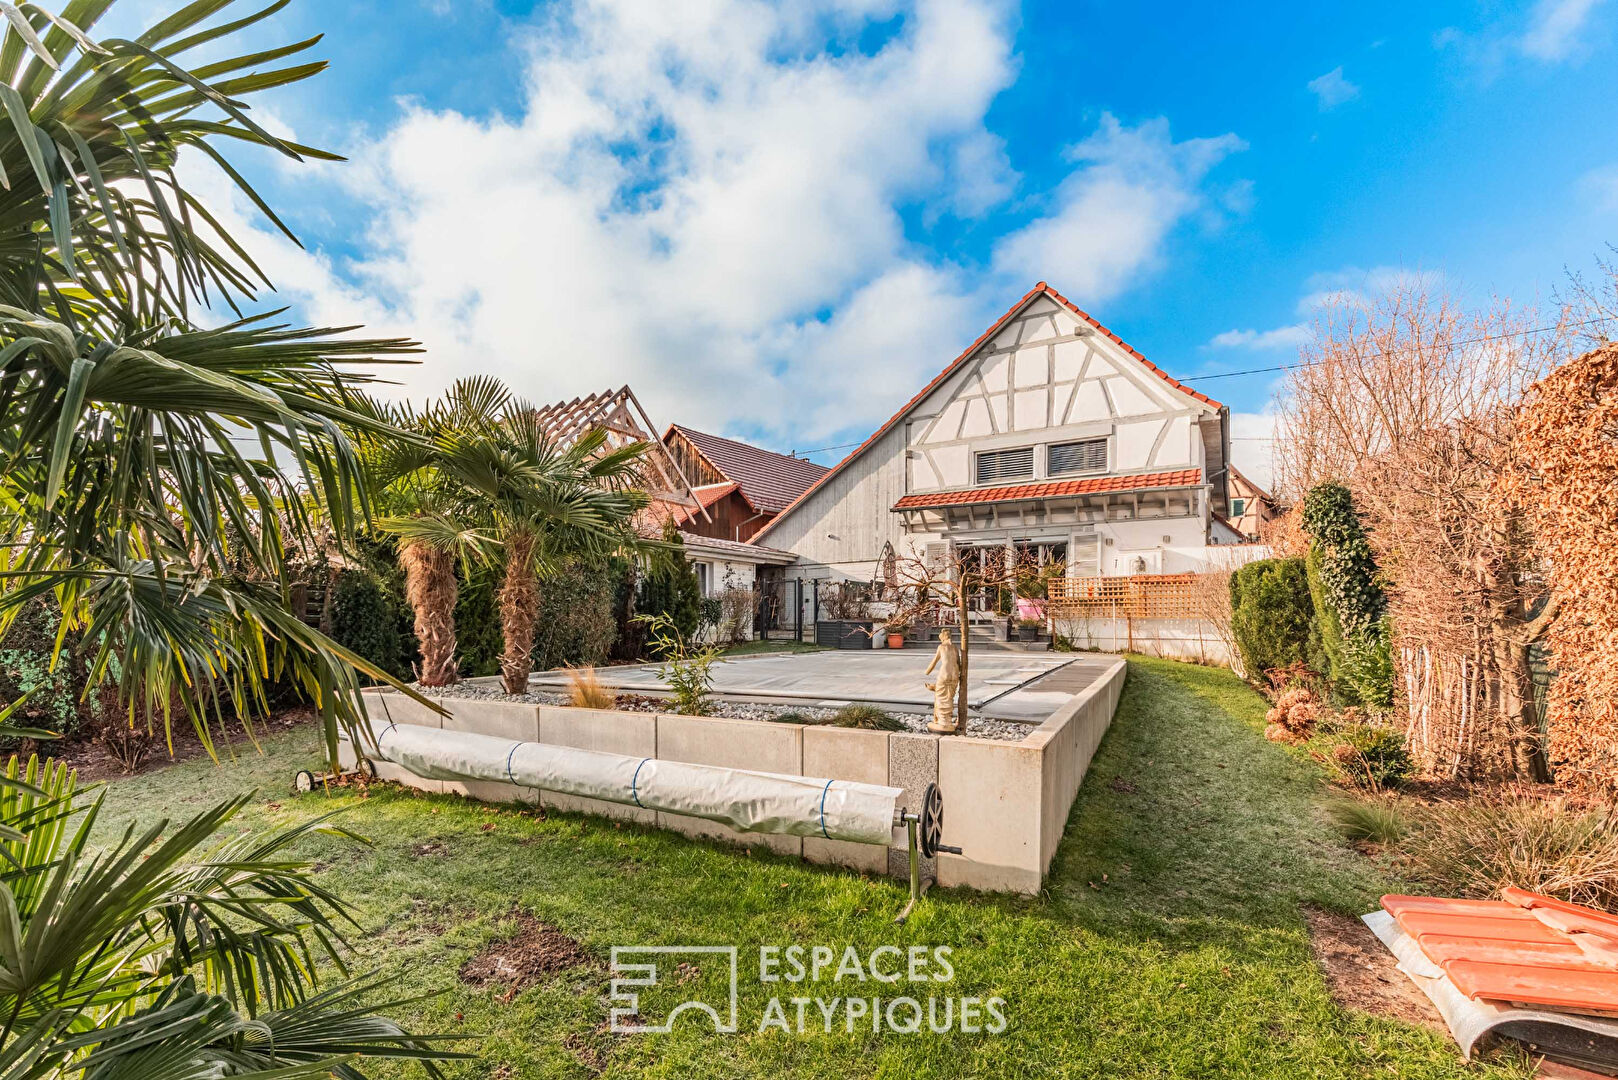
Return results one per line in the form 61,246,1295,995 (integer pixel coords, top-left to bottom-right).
750,281,1228,545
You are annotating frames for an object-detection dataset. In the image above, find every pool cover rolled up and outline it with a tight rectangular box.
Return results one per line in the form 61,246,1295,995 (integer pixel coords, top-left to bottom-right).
363,720,903,846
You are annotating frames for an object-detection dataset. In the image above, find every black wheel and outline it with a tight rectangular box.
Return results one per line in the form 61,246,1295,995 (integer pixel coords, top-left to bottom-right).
358,758,378,780
919,782,944,859
293,769,316,794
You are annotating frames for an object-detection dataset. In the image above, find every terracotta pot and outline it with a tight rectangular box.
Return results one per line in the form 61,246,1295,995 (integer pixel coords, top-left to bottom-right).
887,633,906,649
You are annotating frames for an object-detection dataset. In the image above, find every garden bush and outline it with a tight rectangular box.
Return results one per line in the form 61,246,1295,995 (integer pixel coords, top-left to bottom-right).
1401,794,1618,911
1263,687,1318,743
0,599,90,738
532,559,618,672
328,569,410,682
637,526,703,645
1228,558,1315,681
454,564,504,678
1323,723,1413,790
829,704,903,731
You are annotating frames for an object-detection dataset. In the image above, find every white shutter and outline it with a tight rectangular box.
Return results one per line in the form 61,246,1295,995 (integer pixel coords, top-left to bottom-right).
976,447,1035,483
1049,438,1108,476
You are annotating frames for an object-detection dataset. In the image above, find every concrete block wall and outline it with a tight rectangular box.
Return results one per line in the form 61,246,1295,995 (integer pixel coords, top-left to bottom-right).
1053,615,1232,666
353,656,1127,895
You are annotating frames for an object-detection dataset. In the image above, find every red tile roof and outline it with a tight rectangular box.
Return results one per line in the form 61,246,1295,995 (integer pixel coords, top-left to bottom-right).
664,425,829,515
892,469,1204,510
1382,889,1618,1014
651,482,740,527
751,282,1222,544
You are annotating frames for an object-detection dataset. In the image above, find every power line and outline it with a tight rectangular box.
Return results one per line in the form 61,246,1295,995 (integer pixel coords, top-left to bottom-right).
1183,316,1609,383
790,439,864,458
784,315,1612,459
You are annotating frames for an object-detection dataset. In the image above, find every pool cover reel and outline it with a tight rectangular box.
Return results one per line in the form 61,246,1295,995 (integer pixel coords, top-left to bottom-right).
359,720,903,846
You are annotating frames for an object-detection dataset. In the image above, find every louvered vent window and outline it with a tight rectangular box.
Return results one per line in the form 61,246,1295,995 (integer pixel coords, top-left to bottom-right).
976,447,1035,484
1048,437,1108,476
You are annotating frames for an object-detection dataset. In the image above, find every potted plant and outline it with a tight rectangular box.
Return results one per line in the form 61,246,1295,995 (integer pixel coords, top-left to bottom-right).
1014,618,1045,642
885,617,910,650
814,582,877,650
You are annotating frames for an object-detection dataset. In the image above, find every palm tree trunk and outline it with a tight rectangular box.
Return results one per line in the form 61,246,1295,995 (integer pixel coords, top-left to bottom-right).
400,541,458,686
499,530,539,695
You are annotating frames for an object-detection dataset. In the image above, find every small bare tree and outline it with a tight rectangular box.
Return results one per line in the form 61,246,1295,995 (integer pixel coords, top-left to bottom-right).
883,545,1060,732
1274,276,1575,780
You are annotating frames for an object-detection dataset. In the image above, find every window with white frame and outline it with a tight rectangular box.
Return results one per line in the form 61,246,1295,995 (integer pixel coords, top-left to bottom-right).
976,446,1035,484
695,561,711,596
1047,437,1108,476
1230,498,1247,517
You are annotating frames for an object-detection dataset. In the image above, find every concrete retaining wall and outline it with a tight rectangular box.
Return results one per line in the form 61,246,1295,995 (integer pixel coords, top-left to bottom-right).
1054,615,1232,666
348,656,1127,894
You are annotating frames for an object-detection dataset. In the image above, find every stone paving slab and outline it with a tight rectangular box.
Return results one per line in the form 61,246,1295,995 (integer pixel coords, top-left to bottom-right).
529,648,1121,723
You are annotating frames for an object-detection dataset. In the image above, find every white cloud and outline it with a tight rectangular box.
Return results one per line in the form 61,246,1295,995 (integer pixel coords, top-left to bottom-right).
1295,265,1442,314
1207,324,1309,350
1521,0,1605,59
1579,162,1618,214
990,114,1246,300
1306,66,1360,110
189,0,1244,447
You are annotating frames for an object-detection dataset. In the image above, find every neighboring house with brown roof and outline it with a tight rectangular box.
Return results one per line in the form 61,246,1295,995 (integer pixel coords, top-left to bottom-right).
660,424,829,543
1226,464,1279,541
750,282,1261,597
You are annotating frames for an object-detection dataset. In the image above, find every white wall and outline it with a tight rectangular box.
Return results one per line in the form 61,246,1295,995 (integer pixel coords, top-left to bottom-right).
904,294,1210,493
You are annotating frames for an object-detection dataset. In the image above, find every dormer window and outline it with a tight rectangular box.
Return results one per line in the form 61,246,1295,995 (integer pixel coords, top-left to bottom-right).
976,447,1035,484
1048,437,1108,476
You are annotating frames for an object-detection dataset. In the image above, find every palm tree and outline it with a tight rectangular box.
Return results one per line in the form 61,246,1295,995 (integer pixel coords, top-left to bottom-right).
357,378,509,688
0,752,463,1077
451,411,649,695
365,381,650,693
0,0,441,755
0,0,459,1070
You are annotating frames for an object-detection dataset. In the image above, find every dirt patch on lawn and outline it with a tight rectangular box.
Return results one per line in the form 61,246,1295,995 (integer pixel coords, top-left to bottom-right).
1305,905,1446,1032
58,707,319,784
458,912,596,995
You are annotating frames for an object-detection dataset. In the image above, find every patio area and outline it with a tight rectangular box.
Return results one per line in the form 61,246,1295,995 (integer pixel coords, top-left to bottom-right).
528,648,1121,723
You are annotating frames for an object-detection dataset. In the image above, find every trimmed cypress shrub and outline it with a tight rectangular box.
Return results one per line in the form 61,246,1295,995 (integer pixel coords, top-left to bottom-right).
1302,482,1394,708
637,526,702,644
1228,558,1315,680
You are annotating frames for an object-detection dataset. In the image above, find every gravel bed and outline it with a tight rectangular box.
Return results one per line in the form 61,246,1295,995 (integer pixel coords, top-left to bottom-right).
407,681,1032,742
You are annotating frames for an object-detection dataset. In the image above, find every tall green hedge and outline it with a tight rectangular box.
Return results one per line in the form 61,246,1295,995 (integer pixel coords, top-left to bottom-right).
1301,482,1393,708
450,557,620,678
0,599,91,737
1229,557,1315,680
637,527,702,644
532,559,618,672
328,570,411,682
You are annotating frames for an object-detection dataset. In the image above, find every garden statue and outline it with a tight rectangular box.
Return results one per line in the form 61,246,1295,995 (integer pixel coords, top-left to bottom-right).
923,628,961,734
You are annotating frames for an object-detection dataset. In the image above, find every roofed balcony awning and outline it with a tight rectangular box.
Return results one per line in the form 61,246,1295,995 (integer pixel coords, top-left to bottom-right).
892,468,1202,511
892,469,1206,534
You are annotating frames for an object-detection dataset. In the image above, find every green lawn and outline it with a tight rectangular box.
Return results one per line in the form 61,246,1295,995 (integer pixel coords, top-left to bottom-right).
88,658,1529,1079
719,639,829,656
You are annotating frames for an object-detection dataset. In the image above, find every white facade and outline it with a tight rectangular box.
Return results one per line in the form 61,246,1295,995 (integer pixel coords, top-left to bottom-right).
678,531,796,641
752,286,1242,591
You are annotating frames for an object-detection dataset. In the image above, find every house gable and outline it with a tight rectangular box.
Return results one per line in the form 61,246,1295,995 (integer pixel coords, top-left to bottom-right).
752,282,1225,552
905,293,1214,493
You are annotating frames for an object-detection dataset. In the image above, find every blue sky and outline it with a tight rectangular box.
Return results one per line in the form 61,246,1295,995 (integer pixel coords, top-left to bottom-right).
144,0,1618,485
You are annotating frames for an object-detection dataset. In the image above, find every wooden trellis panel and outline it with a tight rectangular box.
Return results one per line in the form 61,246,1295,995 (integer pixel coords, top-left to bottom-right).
1048,574,1199,619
